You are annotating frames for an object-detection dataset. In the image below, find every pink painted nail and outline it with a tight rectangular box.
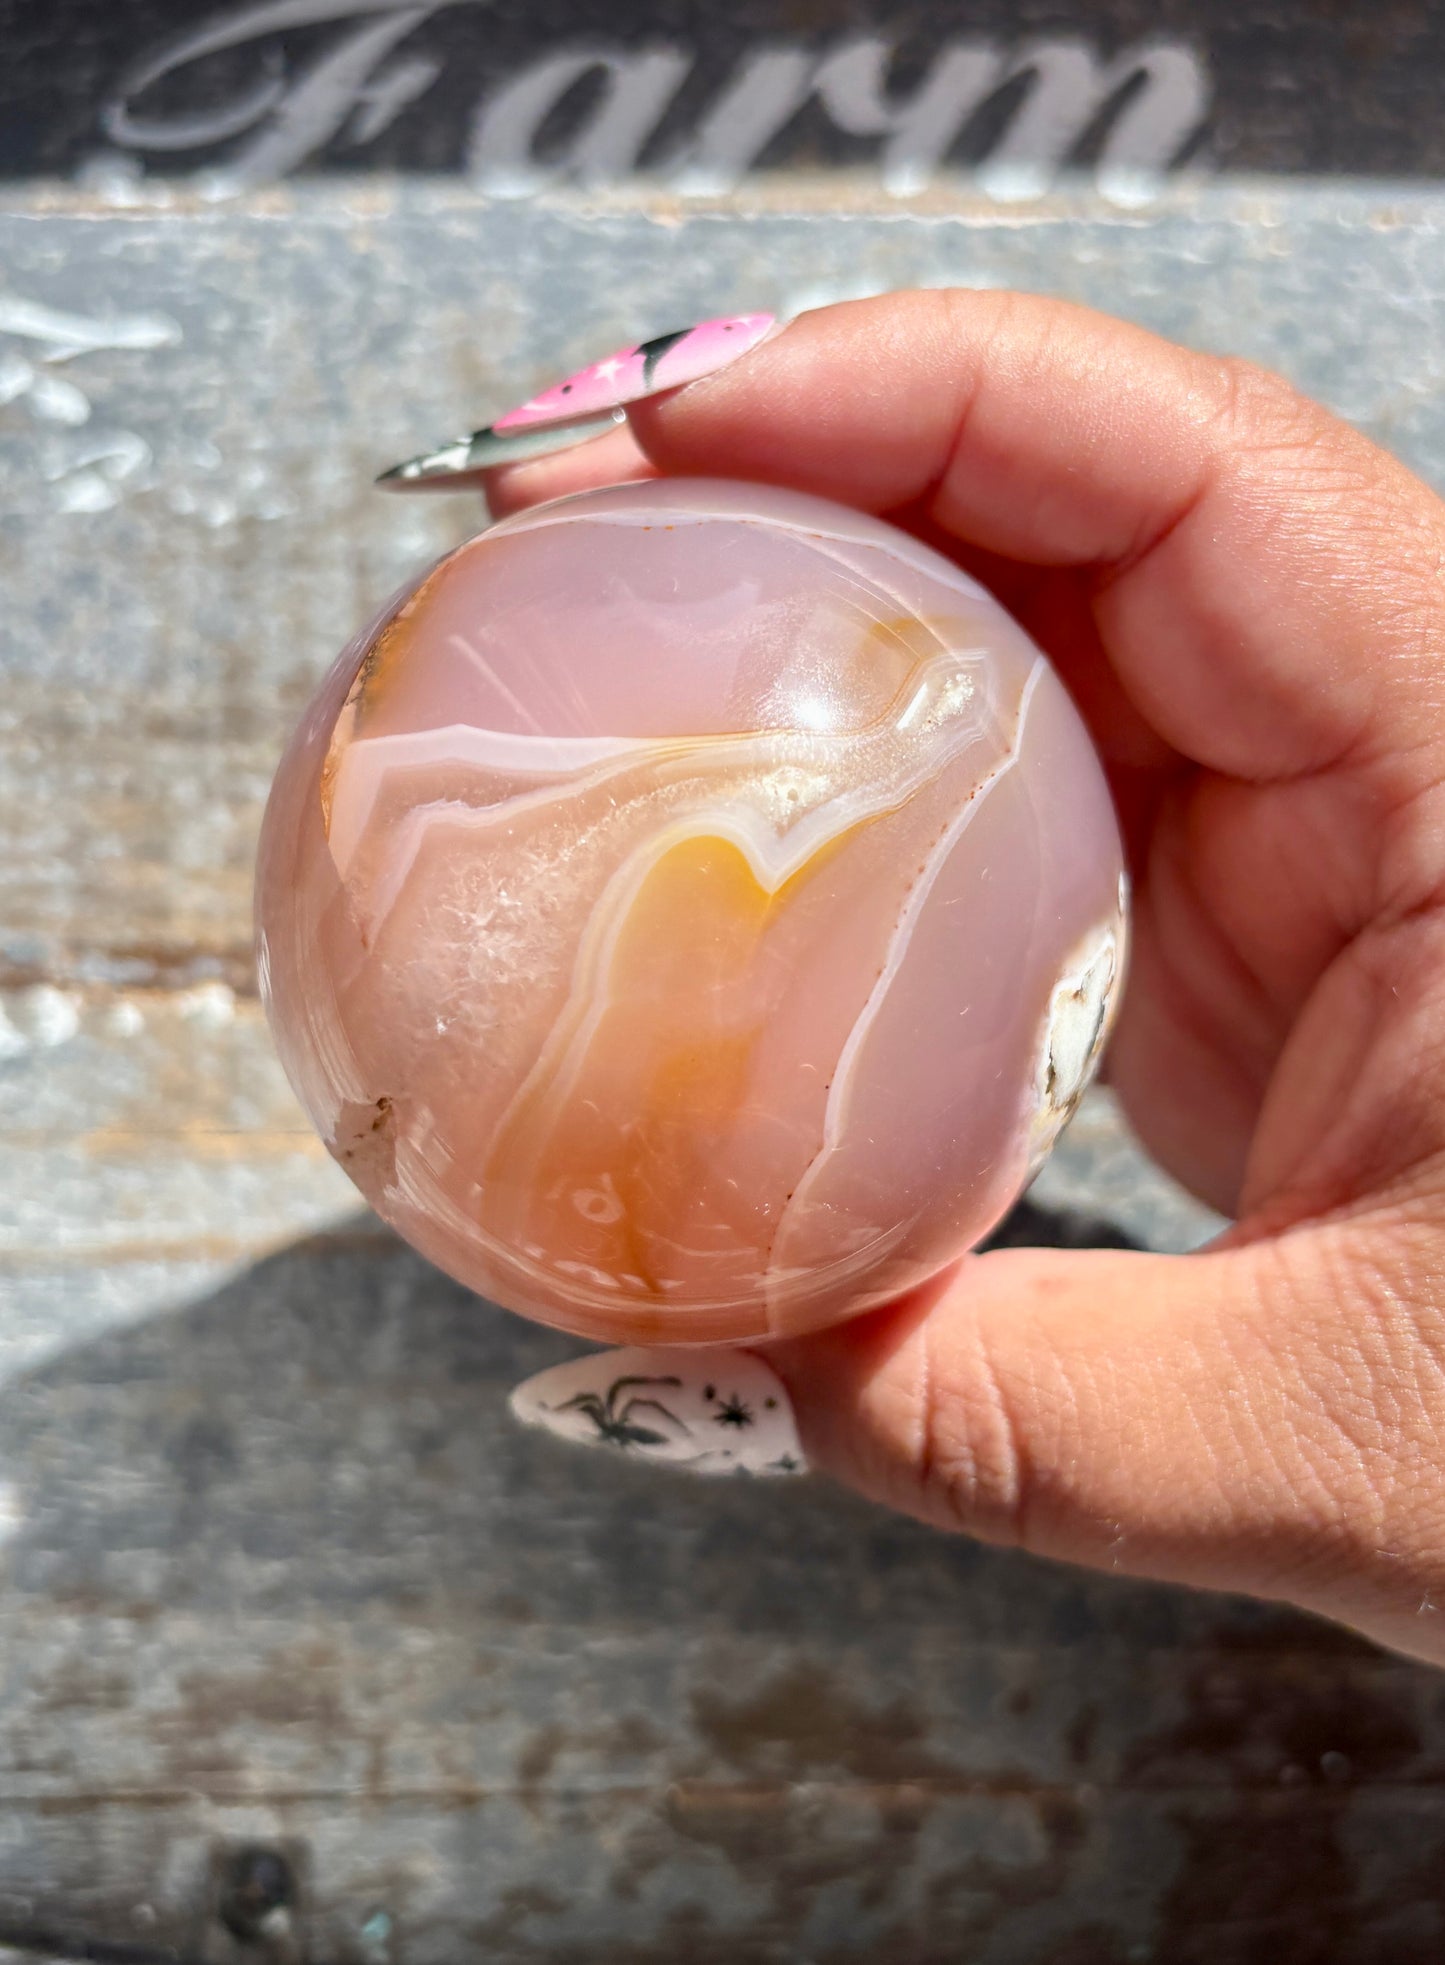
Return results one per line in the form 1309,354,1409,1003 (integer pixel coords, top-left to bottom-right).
494,313,775,431
377,313,776,487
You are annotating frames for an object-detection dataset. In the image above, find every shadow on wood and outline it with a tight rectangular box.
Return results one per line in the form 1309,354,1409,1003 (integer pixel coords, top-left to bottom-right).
0,1222,1442,1961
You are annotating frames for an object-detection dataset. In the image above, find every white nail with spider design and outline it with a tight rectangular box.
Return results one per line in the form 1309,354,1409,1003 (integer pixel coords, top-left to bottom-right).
508,1347,807,1476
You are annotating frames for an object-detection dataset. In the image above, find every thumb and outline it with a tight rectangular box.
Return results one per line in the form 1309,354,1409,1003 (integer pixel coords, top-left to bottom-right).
766,1229,1441,1653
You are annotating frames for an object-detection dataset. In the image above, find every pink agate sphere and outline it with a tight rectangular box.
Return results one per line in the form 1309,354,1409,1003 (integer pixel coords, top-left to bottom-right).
257,480,1127,1344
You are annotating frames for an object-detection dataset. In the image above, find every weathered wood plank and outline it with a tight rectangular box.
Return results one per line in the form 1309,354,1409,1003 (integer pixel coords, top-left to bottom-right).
0,1230,1442,1962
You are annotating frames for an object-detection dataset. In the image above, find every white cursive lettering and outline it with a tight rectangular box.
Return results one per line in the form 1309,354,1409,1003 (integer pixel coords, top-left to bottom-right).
813,38,1006,199
99,3,1213,201
467,44,691,197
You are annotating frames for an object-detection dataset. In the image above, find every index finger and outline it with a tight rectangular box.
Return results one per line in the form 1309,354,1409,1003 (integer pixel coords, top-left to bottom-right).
614,290,1445,794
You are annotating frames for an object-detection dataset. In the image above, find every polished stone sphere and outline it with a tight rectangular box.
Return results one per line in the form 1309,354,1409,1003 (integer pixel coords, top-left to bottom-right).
257,480,1127,1343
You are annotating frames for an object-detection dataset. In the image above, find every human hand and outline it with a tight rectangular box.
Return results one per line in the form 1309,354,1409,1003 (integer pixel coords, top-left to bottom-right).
487,291,1445,1663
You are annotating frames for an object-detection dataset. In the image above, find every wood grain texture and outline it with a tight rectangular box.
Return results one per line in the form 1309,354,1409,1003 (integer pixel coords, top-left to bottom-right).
3,181,1445,1960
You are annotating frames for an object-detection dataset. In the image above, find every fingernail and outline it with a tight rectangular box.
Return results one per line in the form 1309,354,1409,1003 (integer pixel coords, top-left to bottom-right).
509,1345,806,1478
493,312,775,432
376,406,626,487
376,312,775,489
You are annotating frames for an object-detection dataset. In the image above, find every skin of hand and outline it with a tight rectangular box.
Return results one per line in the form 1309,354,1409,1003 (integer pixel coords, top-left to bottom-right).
487,290,1445,1664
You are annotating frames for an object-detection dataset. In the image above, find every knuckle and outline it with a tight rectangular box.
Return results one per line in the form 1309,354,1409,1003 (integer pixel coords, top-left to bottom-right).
1210,351,1306,423
1272,1226,1445,1523
900,1315,1040,1548
1204,353,1402,508
1198,356,1445,631
1203,354,1337,465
